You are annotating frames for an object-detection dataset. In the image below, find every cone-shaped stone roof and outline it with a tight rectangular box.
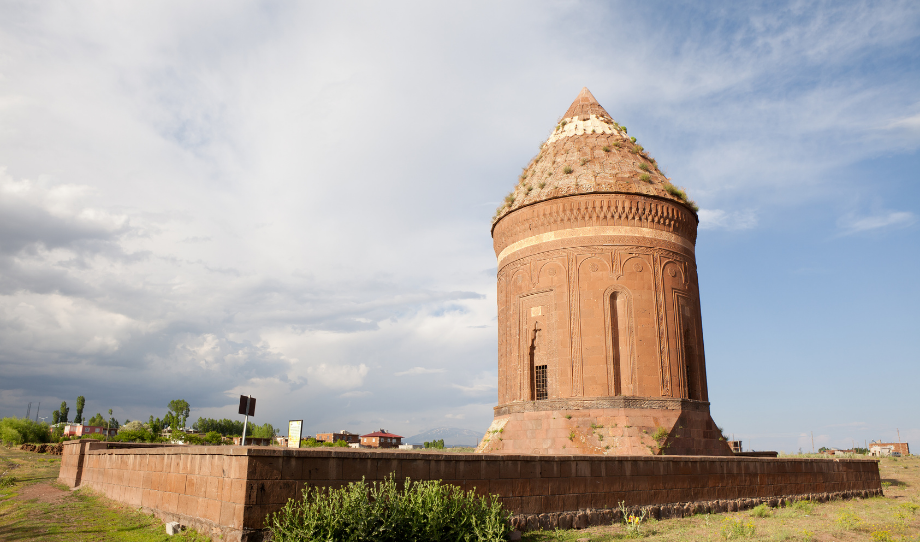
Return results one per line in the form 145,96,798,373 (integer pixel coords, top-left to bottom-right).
492,88,697,226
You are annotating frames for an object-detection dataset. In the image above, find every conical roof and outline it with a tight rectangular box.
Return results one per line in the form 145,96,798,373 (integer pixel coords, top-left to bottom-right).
492,88,697,226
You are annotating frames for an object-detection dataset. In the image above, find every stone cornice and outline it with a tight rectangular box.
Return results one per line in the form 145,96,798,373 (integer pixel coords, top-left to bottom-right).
493,396,711,416
492,193,698,259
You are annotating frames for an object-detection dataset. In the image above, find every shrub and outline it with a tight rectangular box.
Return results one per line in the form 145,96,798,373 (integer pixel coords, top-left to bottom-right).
651,426,668,445
630,136,637,143
602,146,610,153
621,125,627,133
580,158,588,166
0,417,51,445
0,476,16,488
538,182,546,189
563,166,574,174
266,476,510,542
111,429,158,443
639,174,651,182
613,141,621,147
333,439,349,448
790,499,814,514
638,163,650,172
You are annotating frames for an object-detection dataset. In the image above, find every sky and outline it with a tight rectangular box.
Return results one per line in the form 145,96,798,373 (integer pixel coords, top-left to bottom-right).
0,1,918,452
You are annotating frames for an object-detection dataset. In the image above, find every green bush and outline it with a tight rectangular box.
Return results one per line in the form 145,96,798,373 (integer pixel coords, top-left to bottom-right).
0,417,51,445
110,429,158,443
267,476,510,542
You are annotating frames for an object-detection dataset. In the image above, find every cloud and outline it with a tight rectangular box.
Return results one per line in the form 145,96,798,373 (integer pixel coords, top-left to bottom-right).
340,391,371,398
452,373,498,395
838,211,916,234
306,363,369,390
394,367,446,377
698,209,758,230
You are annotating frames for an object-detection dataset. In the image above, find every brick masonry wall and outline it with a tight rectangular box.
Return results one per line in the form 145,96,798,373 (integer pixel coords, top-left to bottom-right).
60,442,882,542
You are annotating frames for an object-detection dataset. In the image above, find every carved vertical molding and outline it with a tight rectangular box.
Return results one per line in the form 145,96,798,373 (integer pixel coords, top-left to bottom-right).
568,252,583,396
652,253,672,397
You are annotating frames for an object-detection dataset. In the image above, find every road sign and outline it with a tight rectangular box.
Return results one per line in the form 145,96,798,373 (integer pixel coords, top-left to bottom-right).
238,395,256,417
288,420,303,448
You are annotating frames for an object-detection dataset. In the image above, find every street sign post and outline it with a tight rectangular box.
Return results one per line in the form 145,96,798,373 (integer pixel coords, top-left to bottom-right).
288,420,303,448
238,395,256,445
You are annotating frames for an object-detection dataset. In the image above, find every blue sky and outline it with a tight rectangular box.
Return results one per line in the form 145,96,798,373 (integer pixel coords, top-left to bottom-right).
0,1,917,451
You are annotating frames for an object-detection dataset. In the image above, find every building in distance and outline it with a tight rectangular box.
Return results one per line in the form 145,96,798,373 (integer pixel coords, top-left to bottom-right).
360,429,403,449
316,430,359,445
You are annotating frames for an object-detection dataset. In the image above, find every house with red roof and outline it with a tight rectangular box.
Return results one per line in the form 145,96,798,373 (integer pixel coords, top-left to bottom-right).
360,429,403,449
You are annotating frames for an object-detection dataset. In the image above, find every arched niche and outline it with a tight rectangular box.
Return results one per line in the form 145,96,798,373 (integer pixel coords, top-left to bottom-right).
602,284,638,396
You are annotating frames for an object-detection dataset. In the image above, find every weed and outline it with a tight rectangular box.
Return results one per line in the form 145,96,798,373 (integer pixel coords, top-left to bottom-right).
638,163,650,172
598,434,604,441
568,431,575,441
621,125,628,133
580,158,588,166
603,146,611,152
565,415,572,420
651,426,669,444
547,171,553,177
525,185,533,194
663,182,689,201
836,510,863,530
590,423,604,429
630,136,637,143
790,499,815,514
561,120,568,128
538,182,546,189
639,174,651,182
750,504,772,518
504,194,516,204
613,141,621,147
802,529,816,542
870,530,895,542
719,517,755,539
0,475,15,488
625,425,632,429
563,166,574,174
618,501,648,538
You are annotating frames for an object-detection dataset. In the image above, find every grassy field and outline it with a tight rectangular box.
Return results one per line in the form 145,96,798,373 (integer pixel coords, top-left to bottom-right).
0,446,209,541
523,455,920,542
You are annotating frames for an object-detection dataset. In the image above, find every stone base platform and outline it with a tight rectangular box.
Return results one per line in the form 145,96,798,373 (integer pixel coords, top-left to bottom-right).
478,397,733,456
60,440,881,542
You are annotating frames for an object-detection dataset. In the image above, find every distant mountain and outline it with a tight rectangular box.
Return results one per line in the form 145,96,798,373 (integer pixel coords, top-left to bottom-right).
405,426,484,446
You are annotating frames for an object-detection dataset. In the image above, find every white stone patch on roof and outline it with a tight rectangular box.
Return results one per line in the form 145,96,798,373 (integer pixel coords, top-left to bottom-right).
544,114,623,146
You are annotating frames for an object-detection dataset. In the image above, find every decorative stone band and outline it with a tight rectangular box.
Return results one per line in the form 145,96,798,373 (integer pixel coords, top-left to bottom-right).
544,114,622,146
493,396,711,416
492,193,698,257
497,225,694,266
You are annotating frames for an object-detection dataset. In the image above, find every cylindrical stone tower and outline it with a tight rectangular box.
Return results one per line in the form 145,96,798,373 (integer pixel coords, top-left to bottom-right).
477,88,731,456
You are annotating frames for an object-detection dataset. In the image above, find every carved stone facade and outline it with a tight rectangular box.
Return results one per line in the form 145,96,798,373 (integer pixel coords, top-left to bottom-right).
479,89,731,456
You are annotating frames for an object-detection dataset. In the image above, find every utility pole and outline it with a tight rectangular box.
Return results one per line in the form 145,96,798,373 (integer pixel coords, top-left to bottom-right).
811,431,815,454
26,402,31,419
898,428,902,454
34,402,40,422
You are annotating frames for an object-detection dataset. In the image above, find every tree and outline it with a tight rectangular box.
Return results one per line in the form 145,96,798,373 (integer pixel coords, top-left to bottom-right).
59,401,69,424
167,400,190,430
52,410,60,425
250,423,277,439
75,396,86,424
88,413,105,427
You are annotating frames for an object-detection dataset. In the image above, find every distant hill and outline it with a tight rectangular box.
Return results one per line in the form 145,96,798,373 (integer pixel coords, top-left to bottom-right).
405,427,484,446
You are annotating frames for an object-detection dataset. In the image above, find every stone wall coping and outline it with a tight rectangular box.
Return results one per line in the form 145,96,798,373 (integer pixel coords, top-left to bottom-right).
76,444,879,465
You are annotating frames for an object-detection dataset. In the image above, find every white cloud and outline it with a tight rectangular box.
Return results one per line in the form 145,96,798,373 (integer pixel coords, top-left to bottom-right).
340,390,371,398
394,367,446,376
838,211,916,234
698,209,758,230
452,372,498,395
306,363,369,390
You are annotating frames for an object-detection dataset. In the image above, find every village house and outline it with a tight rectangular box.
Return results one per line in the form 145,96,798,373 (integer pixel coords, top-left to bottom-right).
62,424,117,438
360,429,403,449
869,441,910,457
315,430,359,445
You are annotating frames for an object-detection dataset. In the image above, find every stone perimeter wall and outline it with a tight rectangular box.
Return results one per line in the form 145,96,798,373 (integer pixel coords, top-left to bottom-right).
59,441,882,542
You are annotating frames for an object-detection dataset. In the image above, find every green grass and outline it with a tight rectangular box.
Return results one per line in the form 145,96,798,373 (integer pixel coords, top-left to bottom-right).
563,166,573,174
0,446,209,541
